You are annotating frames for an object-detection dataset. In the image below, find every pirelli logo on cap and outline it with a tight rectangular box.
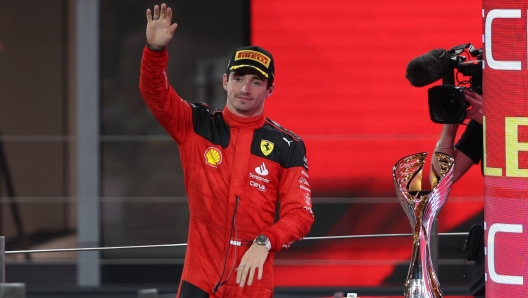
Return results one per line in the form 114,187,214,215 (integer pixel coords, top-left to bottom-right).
234,50,271,68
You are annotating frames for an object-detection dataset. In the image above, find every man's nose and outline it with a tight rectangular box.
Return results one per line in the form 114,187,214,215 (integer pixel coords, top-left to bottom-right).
240,81,251,93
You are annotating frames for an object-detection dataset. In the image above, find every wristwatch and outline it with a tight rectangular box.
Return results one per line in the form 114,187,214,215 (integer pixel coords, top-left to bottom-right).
254,234,271,251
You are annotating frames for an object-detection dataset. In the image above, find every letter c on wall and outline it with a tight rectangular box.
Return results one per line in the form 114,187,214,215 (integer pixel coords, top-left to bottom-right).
485,9,522,70
488,223,524,285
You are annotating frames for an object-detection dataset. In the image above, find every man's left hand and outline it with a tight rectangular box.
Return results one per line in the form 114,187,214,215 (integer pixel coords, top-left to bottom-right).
236,243,269,287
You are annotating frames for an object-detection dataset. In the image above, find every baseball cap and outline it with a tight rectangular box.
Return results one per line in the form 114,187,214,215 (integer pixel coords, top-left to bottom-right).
226,46,275,83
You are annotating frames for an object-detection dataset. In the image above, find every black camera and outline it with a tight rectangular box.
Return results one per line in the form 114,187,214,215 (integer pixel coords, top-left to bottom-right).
407,43,482,124
428,85,470,124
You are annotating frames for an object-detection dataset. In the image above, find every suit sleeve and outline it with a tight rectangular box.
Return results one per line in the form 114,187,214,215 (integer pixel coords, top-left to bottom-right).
139,46,194,145
263,141,314,252
455,119,483,164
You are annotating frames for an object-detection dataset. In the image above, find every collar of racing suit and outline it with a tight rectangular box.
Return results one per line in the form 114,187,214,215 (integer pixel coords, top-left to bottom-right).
222,106,266,129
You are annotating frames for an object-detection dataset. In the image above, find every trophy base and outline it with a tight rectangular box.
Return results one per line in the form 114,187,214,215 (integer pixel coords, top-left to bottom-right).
405,278,441,298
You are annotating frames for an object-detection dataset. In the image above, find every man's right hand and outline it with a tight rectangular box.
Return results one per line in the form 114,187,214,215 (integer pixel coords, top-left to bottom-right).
146,3,178,50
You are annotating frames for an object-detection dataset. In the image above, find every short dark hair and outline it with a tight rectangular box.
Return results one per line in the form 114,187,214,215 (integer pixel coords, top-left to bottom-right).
226,70,273,89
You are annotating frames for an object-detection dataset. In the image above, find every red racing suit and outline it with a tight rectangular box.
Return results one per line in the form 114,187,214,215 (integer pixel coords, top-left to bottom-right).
139,46,314,298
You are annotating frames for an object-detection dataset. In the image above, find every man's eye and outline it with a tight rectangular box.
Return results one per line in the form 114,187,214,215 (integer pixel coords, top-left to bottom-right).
253,81,262,85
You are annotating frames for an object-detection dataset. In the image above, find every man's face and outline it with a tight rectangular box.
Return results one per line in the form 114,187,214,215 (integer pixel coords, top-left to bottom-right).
223,68,274,117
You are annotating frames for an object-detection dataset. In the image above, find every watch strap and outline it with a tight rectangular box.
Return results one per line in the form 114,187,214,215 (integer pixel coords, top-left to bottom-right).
265,240,271,251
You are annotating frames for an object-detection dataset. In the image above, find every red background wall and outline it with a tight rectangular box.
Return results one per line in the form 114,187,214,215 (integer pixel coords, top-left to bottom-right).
251,0,484,287
252,0,483,198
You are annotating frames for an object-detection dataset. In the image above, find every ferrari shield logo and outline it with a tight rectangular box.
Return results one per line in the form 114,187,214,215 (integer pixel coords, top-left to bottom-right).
260,140,274,156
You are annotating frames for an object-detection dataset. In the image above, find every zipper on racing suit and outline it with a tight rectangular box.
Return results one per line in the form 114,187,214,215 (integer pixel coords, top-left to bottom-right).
212,195,240,294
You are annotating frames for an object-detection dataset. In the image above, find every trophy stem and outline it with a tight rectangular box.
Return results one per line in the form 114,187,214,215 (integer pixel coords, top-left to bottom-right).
404,224,442,298
394,152,454,298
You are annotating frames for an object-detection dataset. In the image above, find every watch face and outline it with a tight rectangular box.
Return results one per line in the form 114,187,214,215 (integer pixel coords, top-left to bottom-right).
256,235,269,245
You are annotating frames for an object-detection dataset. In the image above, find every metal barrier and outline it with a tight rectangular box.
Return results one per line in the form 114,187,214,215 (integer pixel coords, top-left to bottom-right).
138,289,158,298
0,283,25,298
3,231,469,256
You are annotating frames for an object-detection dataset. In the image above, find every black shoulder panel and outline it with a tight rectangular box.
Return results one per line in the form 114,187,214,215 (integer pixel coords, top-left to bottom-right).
251,120,308,170
191,103,230,148
265,118,303,141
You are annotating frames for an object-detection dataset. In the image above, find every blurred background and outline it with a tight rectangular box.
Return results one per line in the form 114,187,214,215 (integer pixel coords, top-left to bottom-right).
0,0,483,297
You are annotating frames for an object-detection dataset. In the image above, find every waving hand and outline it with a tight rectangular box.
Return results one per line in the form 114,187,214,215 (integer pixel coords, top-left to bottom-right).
146,3,178,50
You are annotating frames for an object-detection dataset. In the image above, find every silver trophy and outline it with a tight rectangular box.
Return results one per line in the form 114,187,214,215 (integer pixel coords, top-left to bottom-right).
393,152,454,298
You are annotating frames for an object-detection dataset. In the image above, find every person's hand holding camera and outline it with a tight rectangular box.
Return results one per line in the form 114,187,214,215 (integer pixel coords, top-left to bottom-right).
464,89,483,124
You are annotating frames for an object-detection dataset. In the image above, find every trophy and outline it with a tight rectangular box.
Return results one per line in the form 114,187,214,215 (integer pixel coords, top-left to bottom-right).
393,152,454,298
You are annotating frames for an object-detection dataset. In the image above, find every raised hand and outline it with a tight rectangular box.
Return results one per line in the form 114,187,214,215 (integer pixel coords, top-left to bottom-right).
146,3,178,50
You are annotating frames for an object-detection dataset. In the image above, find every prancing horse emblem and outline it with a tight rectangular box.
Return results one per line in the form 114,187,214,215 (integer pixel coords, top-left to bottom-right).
260,140,274,156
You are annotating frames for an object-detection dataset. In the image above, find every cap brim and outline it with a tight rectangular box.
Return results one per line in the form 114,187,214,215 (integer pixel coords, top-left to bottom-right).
228,65,269,79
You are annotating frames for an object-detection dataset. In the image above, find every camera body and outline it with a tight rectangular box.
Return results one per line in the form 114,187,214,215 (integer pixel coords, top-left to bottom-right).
428,85,469,123
427,43,482,124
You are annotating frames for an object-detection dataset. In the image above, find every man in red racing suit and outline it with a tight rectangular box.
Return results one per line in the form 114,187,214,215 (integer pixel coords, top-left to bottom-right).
139,4,314,298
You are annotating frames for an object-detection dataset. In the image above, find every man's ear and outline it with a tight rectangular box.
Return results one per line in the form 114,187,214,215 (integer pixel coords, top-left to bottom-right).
222,73,228,90
266,83,275,98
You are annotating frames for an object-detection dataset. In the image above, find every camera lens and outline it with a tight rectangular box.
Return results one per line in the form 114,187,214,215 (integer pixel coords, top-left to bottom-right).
427,85,468,124
439,93,460,115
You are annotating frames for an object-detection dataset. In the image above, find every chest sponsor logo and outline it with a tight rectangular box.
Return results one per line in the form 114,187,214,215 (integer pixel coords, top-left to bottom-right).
255,162,269,176
250,181,266,192
250,172,270,183
204,147,222,168
299,177,310,186
260,140,274,156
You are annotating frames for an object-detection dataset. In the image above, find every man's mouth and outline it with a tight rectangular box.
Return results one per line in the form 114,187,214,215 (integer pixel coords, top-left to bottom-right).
237,95,252,101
